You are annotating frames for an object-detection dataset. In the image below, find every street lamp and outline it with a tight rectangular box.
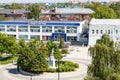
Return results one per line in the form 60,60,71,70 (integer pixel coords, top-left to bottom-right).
58,58,60,80
29,69,33,80
30,74,32,80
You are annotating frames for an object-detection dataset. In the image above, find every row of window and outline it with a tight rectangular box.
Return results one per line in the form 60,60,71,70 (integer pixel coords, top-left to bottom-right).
92,29,119,34
9,34,77,41
0,25,77,33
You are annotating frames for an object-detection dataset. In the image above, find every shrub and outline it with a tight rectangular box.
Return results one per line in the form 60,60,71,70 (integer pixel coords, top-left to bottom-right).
46,68,56,73
61,49,68,54
57,61,79,72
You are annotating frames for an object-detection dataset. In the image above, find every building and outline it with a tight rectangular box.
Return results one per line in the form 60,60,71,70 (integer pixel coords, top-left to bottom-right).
40,7,94,21
0,9,30,20
0,20,88,42
89,19,120,46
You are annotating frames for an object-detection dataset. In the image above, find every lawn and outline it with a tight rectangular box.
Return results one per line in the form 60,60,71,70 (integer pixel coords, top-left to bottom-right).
0,56,18,65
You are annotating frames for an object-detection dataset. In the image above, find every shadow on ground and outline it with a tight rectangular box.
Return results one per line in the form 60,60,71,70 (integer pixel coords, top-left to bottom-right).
6,64,43,76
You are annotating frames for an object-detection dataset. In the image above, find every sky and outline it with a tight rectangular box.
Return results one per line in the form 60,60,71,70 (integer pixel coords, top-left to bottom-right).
0,0,120,3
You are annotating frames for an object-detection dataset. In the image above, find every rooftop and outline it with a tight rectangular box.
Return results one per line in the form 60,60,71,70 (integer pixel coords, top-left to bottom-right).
41,8,94,14
0,9,30,14
90,18,120,25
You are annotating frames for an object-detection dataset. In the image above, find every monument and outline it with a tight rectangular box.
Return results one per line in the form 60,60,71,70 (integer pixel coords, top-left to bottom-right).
48,48,56,68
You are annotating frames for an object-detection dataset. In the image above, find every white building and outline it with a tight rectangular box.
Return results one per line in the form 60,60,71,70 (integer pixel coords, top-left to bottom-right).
0,21,87,42
89,19,120,46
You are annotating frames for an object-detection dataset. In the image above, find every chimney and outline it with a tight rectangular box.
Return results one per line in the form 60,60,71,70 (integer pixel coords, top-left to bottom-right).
12,9,16,13
13,9,16,13
55,7,57,13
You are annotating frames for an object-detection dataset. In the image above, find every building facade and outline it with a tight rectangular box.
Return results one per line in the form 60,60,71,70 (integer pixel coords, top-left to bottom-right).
40,8,94,21
0,21,87,42
0,9,30,20
89,19,120,46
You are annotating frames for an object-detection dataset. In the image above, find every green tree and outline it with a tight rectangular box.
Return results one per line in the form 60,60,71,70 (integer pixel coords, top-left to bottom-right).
109,2,120,11
0,33,19,57
17,44,34,71
46,40,63,59
18,39,48,73
46,40,53,57
0,15,7,21
92,5,116,18
28,4,41,20
85,3,116,19
85,34,120,80
29,39,48,73
54,43,63,59
4,3,24,9
109,2,120,18
59,38,64,48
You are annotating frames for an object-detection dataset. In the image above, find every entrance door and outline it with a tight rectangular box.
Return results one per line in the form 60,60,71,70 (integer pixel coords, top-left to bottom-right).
54,36,64,41
52,33,66,41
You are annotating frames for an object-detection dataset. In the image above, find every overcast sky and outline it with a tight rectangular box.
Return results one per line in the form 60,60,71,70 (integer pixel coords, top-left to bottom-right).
0,0,120,3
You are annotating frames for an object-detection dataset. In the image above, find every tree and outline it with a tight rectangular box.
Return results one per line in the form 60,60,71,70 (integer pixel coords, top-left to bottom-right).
18,39,48,73
28,4,41,20
109,2,120,11
0,33,19,57
4,3,24,9
85,34,120,80
29,39,48,73
109,2,120,18
0,15,7,21
17,45,34,71
54,43,63,59
84,3,116,19
92,5,116,19
59,38,64,48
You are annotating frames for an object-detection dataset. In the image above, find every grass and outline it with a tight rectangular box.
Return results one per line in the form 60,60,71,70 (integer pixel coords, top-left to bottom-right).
0,56,18,65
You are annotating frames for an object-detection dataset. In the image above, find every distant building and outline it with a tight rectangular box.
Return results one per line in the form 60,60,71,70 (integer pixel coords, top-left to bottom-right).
0,9,30,20
89,19,120,46
40,7,94,22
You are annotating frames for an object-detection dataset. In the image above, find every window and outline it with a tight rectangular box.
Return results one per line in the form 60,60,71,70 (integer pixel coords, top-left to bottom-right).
18,26,28,32
7,25,16,32
18,35,28,40
100,30,103,34
108,30,110,34
42,26,52,33
30,35,40,39
0,25,5,32
8,34,16,38
96,30,98,34
116,30,118,34
67,27,77,33
67,36,77,41
54,26,65,33
92,30,94,34
30,26,40,32
42,36,51,41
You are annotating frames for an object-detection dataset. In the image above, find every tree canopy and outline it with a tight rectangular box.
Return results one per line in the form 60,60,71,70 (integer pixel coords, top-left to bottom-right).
28,4,41,20
85,34,120,80
109,2,120,18
0,33,19,57
4,3,24,9
18,39,48,73
85,3,116,19
17,39,63,73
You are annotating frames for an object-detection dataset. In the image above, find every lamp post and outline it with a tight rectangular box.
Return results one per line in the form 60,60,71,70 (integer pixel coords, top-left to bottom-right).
30,74,32,80
58,58,60,80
